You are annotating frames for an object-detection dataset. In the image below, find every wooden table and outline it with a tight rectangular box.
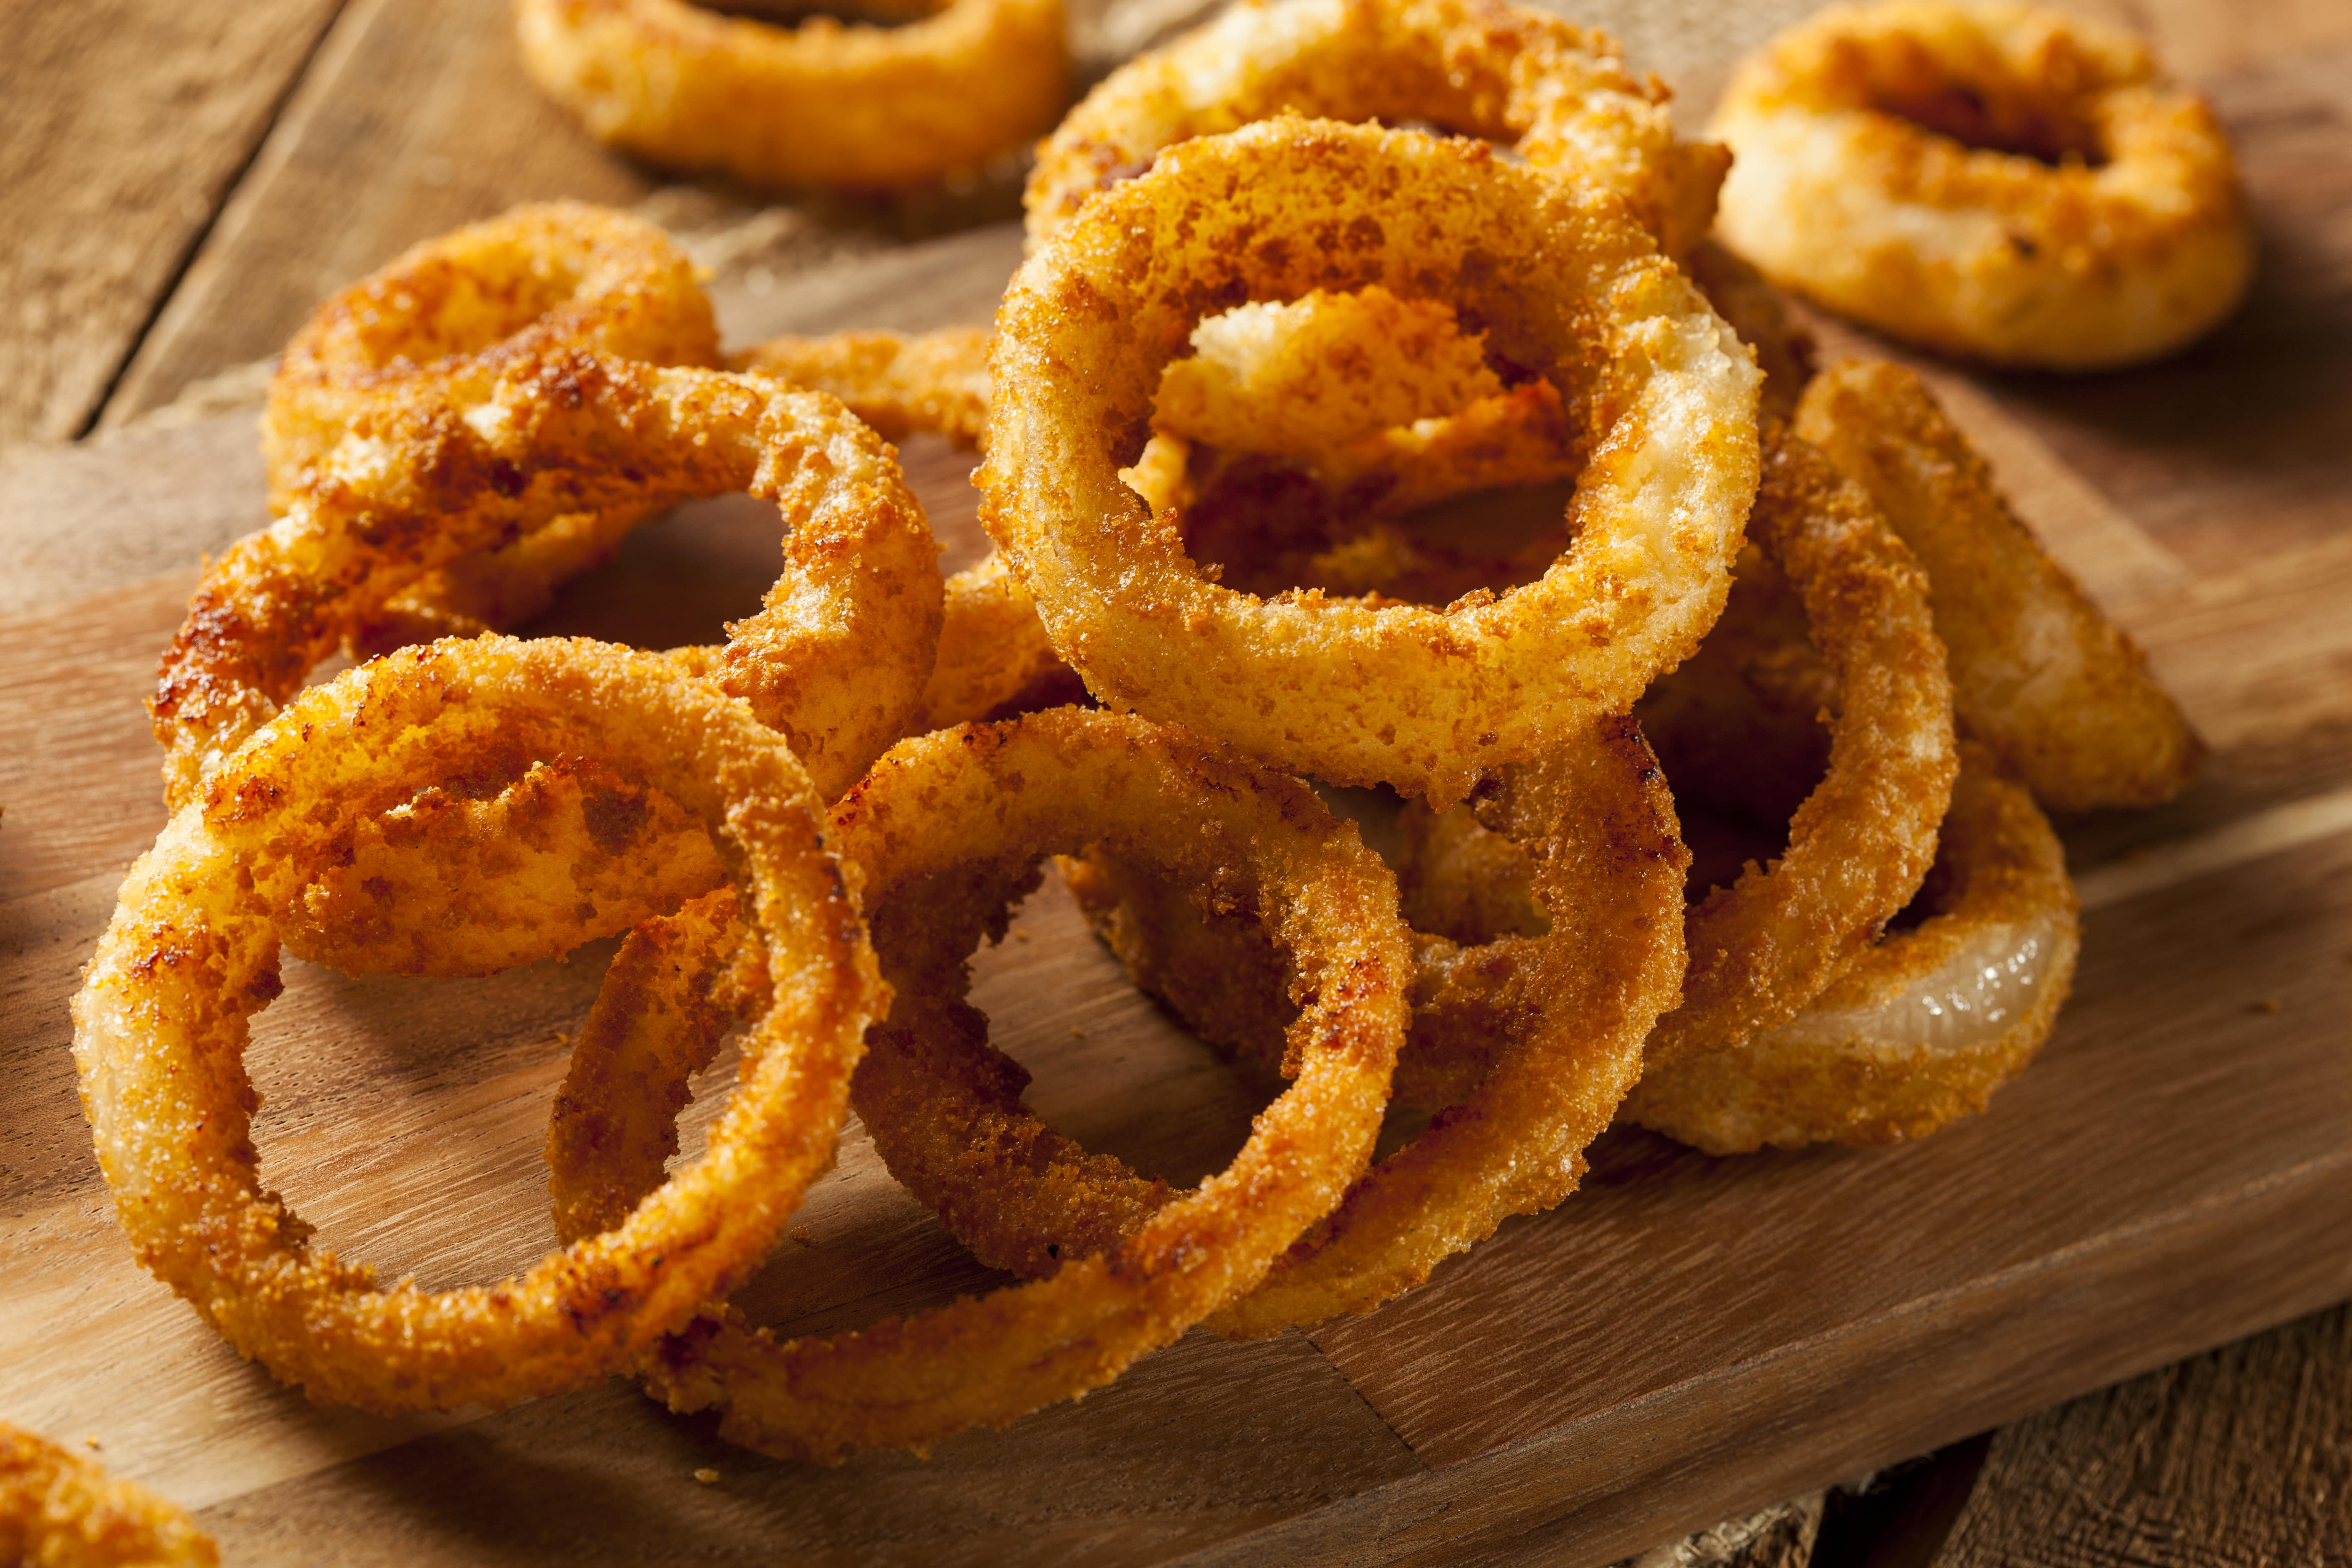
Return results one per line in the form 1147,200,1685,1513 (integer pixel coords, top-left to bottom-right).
4,1,2349,1563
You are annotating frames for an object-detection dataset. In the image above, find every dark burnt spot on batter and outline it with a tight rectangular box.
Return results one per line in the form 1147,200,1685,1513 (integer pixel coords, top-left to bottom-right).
583,784,653,854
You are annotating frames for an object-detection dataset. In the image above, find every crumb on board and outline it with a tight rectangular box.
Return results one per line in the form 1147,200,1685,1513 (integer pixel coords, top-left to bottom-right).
694,1467,720,1485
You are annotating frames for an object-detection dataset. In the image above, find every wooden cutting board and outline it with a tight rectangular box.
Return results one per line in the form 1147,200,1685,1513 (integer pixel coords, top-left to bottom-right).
5,44,2352,1567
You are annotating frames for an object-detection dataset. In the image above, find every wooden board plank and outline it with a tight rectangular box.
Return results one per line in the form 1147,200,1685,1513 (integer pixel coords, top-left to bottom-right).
1932,1304,2352,1567
90,0,659,429
5,23,2351,1568
88,0,1045,430
0,0,343,445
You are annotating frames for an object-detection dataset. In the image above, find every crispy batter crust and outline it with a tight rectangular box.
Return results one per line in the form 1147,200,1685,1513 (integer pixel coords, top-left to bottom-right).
1026,0,1726,254
1067,713,1688,1328
544,708,1413,1459
78,638,885,1413
1083,428,1957,1097
735,327,992,448
266,204,719,655
0,1425,217,1568
1797,359,2201,809
514,0,1069,192
1712,0,2252,368
985,118,1761,805
1648,428,1956,1064
155,350,941,810
1625,750,2079,1150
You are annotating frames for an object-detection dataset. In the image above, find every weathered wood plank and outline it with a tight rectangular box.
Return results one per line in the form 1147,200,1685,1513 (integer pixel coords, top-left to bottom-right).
90,0,657,428
89,0,1043,428
1934,1305,2352,1568
0,0,343,444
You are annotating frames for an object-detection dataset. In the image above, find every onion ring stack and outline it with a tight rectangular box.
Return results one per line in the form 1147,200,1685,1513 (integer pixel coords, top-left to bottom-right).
80,637,886,1412
77,0,2215,1471
547,707,1415,1458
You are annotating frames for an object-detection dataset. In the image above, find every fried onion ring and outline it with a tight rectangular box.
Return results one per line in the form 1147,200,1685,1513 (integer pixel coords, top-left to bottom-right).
1006,713,1689,1329
514,0,1070,193
0,1424,217,1568
1025,0,1727,255
545,707,1413,1459
1623,750,2079,1151
984,118,1761,805
264,204,720,656
1711,0,2253,369
735,326,991,448
76,636,885,1413
1081,425,1955,1098
154,349,941,809
1796,359,2200,809
263,202,718,509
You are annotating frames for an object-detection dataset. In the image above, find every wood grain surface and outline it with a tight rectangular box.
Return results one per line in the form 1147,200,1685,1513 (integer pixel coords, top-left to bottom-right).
0,0,343,444
3,1,2350,1563
1937,1304,2352,1568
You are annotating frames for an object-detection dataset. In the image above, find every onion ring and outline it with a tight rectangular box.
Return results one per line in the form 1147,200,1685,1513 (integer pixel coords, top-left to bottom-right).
984,117,1761,805
263,202,718,509
0,1424,217,1568
1623,749,2079,1151
75,636,885,1413
1795,358,2201,810
1710,0,2253,369
1082,424,1955,1102
1025,0,1728,255
1645,428,1956,1064
513,0,1070,193
266,204,720,656
998,712,1688,1329
153,349,941,810
544,707,1413,1459
735,326,990,448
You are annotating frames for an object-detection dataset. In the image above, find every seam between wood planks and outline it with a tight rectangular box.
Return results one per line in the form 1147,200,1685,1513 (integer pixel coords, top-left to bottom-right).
77,0,353,440
1179,1145,2352,1568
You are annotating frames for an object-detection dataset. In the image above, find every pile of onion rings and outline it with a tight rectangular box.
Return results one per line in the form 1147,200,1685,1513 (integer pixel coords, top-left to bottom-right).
71,0,2214,1477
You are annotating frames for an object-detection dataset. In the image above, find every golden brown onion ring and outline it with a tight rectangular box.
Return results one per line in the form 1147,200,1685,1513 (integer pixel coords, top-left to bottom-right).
547,707,1413,1459
1623,750,2079,1151
1083,426,1956,1101
996,712,1689,1330
985,118,1761,805
263,202,718,510
1025,0,1727,255
735,326,991,448
725,325,1084,733
1711,0,2252,369
265,204,720,655
1796,359,2201,810
1645,428,1956,1065
514,0,1069,193
0,1424,217,1568
76,637,885,1413
153,349,941,810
